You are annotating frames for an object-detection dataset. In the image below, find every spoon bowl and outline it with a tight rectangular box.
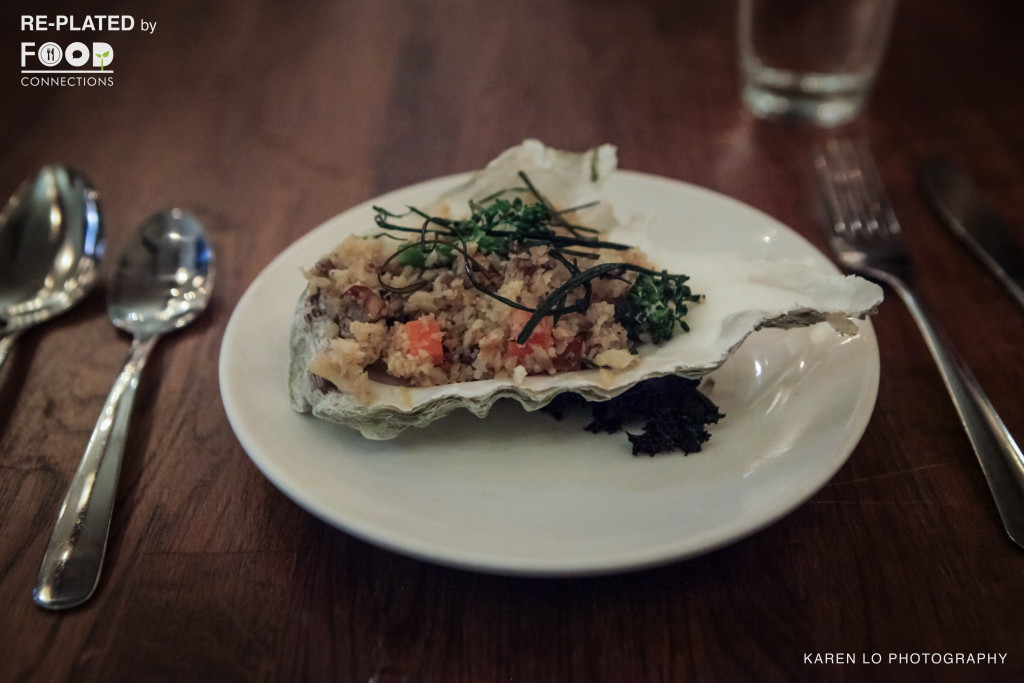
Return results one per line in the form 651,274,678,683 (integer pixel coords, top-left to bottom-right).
0,166,103,365
108,208,213,337
34,208,213,610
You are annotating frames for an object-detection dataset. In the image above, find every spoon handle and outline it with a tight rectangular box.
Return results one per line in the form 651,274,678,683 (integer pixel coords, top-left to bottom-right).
33,334,160,610
0,331,18,369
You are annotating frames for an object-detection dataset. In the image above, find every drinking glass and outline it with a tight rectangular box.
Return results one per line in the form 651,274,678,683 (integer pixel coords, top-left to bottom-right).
738,0,898,127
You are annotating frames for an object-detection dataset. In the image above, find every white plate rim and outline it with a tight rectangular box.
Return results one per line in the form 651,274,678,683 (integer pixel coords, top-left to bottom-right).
219,170,880,576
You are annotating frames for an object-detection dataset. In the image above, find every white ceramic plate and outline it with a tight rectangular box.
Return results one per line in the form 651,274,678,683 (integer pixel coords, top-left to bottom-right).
219,170,879,576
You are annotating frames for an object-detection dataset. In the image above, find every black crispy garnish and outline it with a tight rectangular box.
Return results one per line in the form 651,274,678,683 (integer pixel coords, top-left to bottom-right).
373,172,702,346
543,376,724,456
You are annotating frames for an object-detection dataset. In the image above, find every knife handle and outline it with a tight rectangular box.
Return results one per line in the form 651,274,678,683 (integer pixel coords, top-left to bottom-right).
890,277,1024,547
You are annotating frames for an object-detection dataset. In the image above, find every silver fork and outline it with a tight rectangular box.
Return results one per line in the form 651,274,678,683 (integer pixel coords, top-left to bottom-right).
815,138,1024,549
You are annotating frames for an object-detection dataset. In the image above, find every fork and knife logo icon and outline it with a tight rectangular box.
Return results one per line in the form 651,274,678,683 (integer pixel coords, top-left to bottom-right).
22,40,114,71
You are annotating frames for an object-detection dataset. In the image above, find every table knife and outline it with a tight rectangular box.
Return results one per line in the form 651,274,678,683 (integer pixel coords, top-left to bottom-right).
920,157,1024,312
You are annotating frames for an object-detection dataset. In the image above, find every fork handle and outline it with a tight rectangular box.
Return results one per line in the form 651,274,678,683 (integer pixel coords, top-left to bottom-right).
887,275,1024,546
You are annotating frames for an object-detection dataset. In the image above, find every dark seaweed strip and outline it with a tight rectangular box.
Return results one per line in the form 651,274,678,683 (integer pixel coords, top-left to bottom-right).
372,174,698,346
514,264,686,344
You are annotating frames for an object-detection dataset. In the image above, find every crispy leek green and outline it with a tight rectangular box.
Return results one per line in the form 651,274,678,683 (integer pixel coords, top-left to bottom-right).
374,173,701,347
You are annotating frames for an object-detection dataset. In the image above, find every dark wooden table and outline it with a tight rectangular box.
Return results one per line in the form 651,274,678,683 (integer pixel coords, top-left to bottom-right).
3,1,1023,681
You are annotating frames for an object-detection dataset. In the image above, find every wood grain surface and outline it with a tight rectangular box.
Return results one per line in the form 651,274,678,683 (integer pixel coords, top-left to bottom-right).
2,0,1023,681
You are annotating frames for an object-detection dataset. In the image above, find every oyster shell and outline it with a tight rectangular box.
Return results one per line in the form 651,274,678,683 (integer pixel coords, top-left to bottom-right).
289,141,883,439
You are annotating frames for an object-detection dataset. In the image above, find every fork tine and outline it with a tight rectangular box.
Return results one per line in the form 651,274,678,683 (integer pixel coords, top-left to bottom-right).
837,140,876,236
814,142,848,237
816,138,900,241
821,139,868,237
850,140,902,239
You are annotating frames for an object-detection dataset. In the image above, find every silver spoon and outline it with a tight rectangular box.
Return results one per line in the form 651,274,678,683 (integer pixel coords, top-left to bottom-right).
33,208,214,610
0,166,104,368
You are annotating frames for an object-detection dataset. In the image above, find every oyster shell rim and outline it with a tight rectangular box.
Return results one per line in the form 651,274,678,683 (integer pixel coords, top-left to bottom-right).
287,167,882,440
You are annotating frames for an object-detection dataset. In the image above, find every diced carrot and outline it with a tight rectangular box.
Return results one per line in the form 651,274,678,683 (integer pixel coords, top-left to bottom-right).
405,317,444,365
507,310,553,360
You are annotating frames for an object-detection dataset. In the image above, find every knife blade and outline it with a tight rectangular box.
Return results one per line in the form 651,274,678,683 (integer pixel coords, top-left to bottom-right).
920,156,1024,313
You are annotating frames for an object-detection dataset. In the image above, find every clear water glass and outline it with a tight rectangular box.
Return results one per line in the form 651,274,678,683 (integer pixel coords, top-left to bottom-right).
738,0,898,127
